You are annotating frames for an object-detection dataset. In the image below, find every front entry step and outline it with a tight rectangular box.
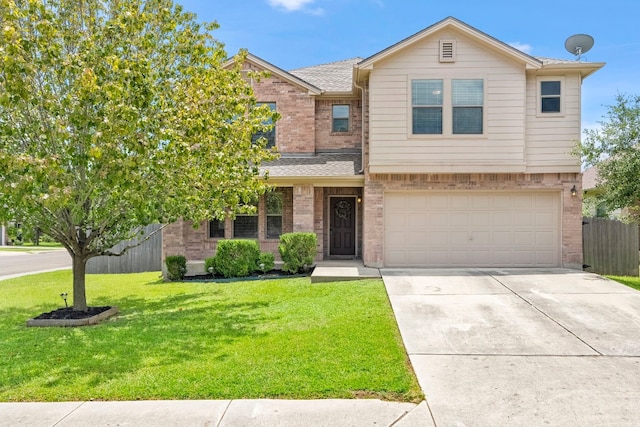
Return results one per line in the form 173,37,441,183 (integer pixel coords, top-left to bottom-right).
311,260,380,283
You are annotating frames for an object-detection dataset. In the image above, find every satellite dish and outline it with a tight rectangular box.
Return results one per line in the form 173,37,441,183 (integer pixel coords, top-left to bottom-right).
565,34,594,60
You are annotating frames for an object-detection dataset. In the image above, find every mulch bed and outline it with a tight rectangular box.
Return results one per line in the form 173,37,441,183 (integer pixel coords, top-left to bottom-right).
181,268,313,282
32,306,113,320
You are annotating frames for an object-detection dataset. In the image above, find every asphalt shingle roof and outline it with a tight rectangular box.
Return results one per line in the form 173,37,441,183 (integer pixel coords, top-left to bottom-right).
289,58,362,93
261,153,362,177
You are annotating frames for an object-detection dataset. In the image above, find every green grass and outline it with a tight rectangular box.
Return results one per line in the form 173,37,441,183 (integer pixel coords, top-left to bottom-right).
607,275,640,291
0,271,422,402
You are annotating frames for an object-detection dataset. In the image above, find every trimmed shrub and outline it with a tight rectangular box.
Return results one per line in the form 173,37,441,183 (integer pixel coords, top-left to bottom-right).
165,255,187,281
204,257,216,274
278,232,317,274
213,239,260,278
257,252,275,273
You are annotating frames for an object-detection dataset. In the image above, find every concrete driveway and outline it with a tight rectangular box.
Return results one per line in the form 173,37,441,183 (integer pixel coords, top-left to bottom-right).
382,268,640,427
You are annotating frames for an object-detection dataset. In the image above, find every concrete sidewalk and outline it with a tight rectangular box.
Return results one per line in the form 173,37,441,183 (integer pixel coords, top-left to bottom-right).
0,399,434,427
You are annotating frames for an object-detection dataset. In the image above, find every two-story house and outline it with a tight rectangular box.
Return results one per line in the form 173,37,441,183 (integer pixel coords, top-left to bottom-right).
162,16,604,271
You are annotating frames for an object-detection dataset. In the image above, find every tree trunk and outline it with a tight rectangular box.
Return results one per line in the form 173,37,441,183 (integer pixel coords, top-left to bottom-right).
72,254,88,311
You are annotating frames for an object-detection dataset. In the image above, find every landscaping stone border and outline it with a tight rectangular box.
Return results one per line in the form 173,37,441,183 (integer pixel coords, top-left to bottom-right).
26,306,119,327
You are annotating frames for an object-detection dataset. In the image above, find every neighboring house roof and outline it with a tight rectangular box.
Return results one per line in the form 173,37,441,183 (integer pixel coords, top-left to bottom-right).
289,58,362,94
261,153,362,177
582,166,600,191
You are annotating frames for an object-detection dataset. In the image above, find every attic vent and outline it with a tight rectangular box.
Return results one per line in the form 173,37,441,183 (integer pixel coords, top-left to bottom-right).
439,40,456,62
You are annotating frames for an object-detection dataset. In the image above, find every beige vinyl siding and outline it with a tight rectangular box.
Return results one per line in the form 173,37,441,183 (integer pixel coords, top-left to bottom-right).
368,29,528,173
525,72,582,173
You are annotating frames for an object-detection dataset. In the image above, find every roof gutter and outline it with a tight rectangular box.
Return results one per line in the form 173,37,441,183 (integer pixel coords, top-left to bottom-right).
353,78,366,174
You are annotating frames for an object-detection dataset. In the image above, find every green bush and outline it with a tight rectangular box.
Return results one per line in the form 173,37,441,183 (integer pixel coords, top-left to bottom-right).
257,252,275,273
279,232,317,274
165,255,187,281
204,257,216,274
213,239,260,278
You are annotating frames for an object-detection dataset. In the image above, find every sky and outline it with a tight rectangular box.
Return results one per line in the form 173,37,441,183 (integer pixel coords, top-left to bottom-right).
176,0,640,133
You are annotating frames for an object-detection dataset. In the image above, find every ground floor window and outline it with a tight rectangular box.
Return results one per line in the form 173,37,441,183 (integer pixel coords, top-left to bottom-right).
209,219,225,238
234,202,258,238
266,191,283,238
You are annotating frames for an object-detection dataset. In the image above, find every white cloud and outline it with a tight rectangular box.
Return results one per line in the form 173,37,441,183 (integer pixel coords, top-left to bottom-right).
509,42,532,54
267,0,316,12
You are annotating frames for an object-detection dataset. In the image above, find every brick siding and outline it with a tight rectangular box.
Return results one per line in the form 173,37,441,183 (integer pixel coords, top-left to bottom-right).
315,99,362,152
245,62,316,154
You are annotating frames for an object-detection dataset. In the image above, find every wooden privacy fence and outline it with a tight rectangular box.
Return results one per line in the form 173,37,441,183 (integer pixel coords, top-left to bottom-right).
86,224,162,274
582,217,639,277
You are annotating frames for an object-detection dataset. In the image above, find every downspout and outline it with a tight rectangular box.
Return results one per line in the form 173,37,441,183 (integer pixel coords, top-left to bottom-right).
353,79,366,174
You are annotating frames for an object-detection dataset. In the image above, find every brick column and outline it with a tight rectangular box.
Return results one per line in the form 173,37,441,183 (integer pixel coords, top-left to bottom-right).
293,184,315,232
562,176,583,269
363,178,384,268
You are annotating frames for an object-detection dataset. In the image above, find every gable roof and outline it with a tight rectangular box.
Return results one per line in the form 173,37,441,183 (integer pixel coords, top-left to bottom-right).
227,53,323,95
289,58,362,94
355,16,542,80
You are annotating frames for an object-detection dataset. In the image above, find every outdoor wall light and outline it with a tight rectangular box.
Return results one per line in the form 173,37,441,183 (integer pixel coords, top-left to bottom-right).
570,185,577,197
357,197,362,203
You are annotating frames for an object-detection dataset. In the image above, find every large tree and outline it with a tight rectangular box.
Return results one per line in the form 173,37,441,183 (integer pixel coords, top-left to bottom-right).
580,93,640,222
0,0,278,311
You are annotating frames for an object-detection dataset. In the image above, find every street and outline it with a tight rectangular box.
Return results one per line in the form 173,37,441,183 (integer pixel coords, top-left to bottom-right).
0,249,71,280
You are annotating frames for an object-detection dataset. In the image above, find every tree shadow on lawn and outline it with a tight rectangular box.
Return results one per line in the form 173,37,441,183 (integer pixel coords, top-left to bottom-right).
0,293,270,400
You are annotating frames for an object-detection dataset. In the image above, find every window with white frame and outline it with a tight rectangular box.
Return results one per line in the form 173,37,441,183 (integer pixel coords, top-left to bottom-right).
412,79,443,134
412,78,484,135
540,80,561,113
452,79,483,134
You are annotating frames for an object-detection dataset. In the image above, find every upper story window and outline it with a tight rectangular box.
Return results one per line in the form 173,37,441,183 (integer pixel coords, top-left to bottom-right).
452,79,483,134
252,102,276,148
411,78,484,135
412,79,443,134
540,80,561,113
332,105,350,132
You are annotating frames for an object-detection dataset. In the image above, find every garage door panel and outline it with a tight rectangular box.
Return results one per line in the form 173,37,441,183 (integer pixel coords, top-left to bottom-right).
471,212,491,226
430,195,449,209
493,231,511,245
536,212,554,226
514,231,533,245
384,192,560,267
407,231,428,246
536,251,555,265
408,213,427,227
429,212,449,227
514,212,534,226
536,231,555,245
451,213,469,227
471,231,491,245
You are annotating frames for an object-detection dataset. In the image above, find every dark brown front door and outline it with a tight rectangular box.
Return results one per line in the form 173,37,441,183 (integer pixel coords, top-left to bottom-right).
330,196,356,256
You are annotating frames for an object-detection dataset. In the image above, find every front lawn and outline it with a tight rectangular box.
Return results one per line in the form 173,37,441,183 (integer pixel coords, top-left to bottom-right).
0,271,422,402
608,275,640,291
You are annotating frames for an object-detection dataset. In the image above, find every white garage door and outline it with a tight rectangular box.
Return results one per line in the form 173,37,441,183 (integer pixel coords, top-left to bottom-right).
384,192,560,267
